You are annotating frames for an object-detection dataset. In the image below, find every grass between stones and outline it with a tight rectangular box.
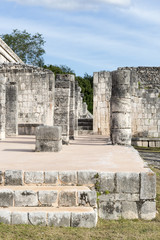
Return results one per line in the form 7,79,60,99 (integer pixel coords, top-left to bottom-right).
0,167,159,240
134,146,160,153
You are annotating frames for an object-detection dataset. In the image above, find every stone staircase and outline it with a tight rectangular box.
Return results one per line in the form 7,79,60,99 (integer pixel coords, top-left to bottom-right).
0,170,97,227
78,119,93,135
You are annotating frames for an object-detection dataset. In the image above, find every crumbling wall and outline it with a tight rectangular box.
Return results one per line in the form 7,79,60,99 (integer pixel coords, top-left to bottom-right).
0,63,55,136
93,71,112,136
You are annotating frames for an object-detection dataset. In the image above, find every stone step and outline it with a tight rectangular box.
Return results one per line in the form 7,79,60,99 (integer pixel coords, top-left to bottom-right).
78,119,93,123
0,186,97,208
0,207,97,227
78,126,93,130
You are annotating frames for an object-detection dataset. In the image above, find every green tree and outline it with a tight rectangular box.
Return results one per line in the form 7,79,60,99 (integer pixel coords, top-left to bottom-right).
1,29,45,67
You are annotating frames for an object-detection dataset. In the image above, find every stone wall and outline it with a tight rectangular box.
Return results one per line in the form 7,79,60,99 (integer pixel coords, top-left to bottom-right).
0,74,6,139
93,67,160,143
0,63,55,138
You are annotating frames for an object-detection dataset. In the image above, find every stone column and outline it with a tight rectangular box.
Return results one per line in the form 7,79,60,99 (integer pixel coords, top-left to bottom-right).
82,102,87,118
5,82,18,136
54,74,70,144
69,75,75,140
0,74,6,139
74,81,79,137
93,71,112,136
111,70,131,145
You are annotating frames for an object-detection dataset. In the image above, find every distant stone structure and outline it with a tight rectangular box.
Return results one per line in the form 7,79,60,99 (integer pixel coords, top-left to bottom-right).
94,68,160,146
0,38,23,64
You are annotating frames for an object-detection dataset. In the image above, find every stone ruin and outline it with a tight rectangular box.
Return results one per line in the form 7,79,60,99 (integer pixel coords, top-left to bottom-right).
0,63,92,144
94,68,160,146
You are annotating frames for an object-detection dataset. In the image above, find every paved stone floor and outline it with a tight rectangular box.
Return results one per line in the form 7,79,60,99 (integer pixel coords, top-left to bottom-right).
0,135,147,172
139,151,160,168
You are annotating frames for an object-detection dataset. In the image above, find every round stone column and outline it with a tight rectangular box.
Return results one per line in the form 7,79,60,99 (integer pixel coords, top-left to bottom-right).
111,70,132,145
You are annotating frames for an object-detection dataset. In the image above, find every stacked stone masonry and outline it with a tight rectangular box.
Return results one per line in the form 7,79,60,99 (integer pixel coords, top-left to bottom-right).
94,67,160,145
0,168,156,226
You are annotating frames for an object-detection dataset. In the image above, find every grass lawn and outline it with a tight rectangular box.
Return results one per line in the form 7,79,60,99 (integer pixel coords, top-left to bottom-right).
0,166,159,240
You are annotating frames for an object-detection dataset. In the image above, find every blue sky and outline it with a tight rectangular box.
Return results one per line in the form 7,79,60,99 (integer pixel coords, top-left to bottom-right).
0,0,160,76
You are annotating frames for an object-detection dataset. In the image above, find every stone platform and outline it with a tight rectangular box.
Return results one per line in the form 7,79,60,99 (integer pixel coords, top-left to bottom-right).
0,135,156,225
0,135,147,172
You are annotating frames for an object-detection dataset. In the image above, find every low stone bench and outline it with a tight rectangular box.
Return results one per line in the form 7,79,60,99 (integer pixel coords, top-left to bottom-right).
35,126,62,152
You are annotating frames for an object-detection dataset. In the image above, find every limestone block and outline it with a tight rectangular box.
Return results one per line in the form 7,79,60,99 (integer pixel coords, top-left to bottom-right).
112,112,131,129
38,191,58,206
28,212,47,226
12,212,28,224
77,171,97,186
14,190,38,207
116,173,140,193
0,210,11,224
44,171,58,185
36,126,62,141
111,129,131,145
24,171,44,184
59,171,77,185
121,202,138,219
112,98,131,113
0,189,13,207
99,172,115,192
5,170,23,185
140,201,156,220
140,172,156,199
78,190,97,207
58,191,76,207
35,139,62,152
99,201,121,220
71,211,97,228
48,212,71,227
115,193,139,201
112,70,131,85
112,84,131,99
0,172,3,185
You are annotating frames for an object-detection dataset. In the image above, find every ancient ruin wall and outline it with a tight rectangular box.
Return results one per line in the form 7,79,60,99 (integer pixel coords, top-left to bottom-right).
120,67,160,138
0,63,55,136
0,73,6,139
93,71,112,136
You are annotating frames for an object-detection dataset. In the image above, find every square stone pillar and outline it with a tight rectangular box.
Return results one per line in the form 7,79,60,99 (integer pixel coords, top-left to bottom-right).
54,75,71,144
74,81,79,137
0,74,6,139
69,75,75,140
5,82,18,136
35,126,62,152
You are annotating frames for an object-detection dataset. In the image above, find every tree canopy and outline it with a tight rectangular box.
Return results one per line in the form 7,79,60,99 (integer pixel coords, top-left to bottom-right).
1,29,45,67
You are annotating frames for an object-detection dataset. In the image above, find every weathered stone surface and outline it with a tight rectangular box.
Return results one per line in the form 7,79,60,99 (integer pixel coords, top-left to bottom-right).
12,212,28,224
112,129,131,145
116,172,140,193
0,171,3,184
71,211,97,228
0,189,13,207
38,191,58,206
0,210,11,224
5,170,23,185
44,171,58,184
24,171,44,184
140,172,156,199
99,201,122,220
48,212,70,227
35,139,62,152
36,126,62,141
58,191,76,207
99,172,115,192
115,193,139,201
59,171,77,185
78,190,97,207
112,112,131,129
122,202,138,219
14,190,38,207
77,171,97,186
140,201,156,220
28,212,47,226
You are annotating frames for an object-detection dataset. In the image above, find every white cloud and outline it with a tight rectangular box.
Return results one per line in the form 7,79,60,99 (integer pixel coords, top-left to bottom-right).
7,0,131,10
